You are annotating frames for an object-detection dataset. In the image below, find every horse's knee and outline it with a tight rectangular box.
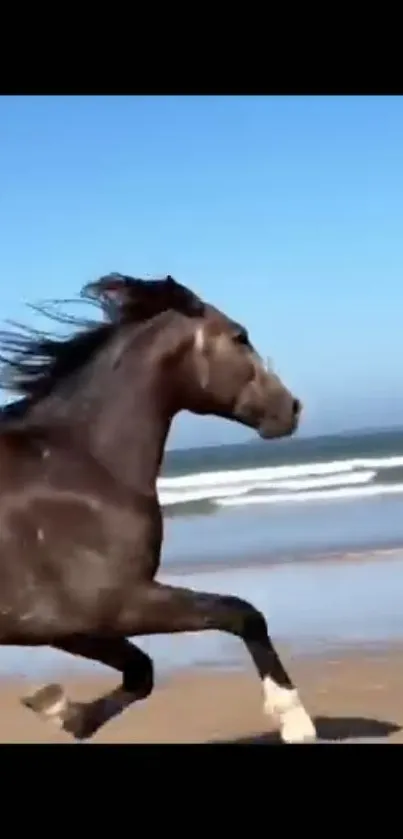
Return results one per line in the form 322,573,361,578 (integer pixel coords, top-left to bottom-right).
123,648,154,699
224,596,268,643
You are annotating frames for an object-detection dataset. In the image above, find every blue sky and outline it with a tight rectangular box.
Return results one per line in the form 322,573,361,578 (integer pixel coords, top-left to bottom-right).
0,95,402,447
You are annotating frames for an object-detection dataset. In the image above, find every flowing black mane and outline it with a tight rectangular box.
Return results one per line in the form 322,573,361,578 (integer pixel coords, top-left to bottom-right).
0,273,204,410
0,320,112,404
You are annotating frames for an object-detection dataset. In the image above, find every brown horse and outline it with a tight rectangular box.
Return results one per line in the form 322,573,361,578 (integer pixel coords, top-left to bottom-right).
0,273,316,743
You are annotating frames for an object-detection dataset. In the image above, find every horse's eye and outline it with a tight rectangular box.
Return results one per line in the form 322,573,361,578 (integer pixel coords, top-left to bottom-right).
233,330,249,347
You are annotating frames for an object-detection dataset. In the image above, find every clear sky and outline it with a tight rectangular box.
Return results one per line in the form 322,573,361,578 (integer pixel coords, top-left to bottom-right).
0,95,402,448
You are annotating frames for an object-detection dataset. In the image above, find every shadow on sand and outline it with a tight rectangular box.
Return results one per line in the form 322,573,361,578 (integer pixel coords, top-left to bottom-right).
210,716,401,744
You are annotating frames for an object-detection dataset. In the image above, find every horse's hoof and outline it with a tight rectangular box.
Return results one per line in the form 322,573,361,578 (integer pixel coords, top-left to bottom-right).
21,684,132,741
22,683,68,726
279,705,317,744
21,683,90,740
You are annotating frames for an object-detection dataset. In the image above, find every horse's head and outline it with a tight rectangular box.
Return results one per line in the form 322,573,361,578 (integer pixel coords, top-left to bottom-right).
189,302,301,440
83,273,301,440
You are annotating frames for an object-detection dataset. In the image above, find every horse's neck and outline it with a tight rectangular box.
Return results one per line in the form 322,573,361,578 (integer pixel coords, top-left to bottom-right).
90,375,173,495
28,359,175,497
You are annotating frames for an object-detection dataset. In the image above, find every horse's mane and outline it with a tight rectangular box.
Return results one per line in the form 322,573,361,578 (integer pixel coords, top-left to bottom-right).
0,273,204,410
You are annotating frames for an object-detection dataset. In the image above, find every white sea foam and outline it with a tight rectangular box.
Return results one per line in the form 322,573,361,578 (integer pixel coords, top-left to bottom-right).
158,454,403,511
216,482,403,507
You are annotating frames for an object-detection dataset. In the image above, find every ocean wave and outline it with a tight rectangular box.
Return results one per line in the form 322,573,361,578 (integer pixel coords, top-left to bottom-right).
159,453,403,513
159,470,377,505
159,454,403,489
216,482,403,506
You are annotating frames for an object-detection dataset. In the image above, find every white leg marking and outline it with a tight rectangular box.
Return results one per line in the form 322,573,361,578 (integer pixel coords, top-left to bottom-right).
263,676,317,743
24,687,68,728
43,694,69,726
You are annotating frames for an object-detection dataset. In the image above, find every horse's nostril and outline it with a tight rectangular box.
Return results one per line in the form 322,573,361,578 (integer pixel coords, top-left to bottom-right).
292,398,301,417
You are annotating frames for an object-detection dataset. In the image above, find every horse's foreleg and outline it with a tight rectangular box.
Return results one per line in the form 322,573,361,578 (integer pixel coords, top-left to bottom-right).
21,636,153,740
116,581,316,744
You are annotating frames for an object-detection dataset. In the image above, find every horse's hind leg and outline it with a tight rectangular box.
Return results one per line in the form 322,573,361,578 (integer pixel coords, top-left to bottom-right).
21,636,153,740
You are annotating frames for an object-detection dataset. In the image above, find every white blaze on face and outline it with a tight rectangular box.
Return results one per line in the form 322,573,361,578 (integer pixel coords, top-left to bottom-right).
194,325,206,354
193,325,209,388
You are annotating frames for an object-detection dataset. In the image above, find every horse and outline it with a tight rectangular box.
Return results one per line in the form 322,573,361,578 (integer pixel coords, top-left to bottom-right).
0,273,316,743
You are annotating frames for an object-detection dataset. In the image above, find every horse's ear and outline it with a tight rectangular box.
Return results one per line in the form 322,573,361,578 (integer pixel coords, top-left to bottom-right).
81,272,205,322
81,274,139,319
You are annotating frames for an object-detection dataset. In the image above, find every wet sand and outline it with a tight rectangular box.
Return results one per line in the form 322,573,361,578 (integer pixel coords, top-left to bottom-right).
2,643,403,743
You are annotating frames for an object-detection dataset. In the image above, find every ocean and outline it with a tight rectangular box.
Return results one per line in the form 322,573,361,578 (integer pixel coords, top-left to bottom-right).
5,427,403,679
161,427,403,516
160,427,403,568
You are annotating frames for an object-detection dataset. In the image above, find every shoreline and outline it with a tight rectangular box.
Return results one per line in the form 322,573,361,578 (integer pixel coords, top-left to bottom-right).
161,492,403,572
163,541,403,577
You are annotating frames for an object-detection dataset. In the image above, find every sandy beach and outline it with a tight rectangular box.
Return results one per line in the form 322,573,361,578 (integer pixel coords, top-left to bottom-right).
1,643,401,743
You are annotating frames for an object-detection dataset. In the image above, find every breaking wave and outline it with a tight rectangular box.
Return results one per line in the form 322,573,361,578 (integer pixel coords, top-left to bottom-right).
158,455,403,516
